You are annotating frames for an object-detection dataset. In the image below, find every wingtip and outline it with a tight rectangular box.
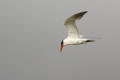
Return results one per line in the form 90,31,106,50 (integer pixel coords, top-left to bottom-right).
82,11,88,14
64,10,88,25
86,40,95,42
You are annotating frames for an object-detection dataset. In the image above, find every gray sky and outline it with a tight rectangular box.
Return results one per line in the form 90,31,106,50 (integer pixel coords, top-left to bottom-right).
0,0,120,80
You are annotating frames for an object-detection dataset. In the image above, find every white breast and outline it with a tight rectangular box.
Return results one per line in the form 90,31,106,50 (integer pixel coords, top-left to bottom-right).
64,37,87,46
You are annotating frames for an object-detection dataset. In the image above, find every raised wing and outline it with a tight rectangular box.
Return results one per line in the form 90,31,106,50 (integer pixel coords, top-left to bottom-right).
64,11,87,38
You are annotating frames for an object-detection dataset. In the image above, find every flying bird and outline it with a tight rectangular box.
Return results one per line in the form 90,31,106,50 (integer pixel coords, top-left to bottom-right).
60,11,94,52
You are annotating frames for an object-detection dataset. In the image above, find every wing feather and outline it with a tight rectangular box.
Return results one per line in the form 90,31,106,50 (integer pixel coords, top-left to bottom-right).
64,11,87,38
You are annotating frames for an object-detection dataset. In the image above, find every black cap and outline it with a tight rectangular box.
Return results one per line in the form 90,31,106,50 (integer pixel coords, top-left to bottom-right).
61,40,63,45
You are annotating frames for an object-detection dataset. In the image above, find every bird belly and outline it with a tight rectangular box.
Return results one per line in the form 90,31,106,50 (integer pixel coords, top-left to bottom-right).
64,39,84,46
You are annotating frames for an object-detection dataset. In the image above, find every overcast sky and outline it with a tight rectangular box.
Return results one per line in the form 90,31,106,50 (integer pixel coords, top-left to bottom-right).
0,0,120,80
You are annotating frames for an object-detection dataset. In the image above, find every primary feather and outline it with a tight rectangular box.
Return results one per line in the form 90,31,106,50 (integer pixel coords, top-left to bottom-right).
64,11,88,38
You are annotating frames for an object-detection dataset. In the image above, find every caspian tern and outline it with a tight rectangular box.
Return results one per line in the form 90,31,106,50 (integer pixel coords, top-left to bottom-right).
60,11,95,52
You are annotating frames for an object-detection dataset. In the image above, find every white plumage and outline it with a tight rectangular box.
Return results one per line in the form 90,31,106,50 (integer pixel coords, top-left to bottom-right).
60,11,94,52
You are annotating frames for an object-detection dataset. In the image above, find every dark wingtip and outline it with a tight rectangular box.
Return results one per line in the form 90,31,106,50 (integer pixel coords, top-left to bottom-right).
86,40,95,42
84,11,88,13
82,11,88,14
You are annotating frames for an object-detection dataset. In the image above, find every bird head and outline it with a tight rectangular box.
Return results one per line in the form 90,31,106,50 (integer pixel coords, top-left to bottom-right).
60,40,64,52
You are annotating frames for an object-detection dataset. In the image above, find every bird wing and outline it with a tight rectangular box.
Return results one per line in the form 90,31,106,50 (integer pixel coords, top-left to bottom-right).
64,11,87,38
